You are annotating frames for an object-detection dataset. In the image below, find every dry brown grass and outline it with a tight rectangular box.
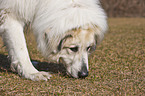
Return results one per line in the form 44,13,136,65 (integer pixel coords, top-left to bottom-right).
0,18,145,95
101,0,145,17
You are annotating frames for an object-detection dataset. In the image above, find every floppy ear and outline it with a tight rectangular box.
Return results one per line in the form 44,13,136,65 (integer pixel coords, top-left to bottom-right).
93,26,105,45
41,32,72,57
36,31,61,57
43,33,61,55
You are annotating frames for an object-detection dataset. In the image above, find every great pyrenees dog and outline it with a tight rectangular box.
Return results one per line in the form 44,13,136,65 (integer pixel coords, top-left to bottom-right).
0,0,107,81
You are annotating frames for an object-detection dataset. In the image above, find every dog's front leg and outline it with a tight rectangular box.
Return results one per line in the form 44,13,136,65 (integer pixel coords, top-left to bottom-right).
2,16,51,81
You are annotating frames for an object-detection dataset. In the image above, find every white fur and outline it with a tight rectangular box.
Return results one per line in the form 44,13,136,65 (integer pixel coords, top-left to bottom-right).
0,0,107,80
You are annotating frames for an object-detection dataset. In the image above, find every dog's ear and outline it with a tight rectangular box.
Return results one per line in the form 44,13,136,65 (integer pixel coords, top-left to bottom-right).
37,31,62,57
42,33,72,57
93,26,105,45
57,35,72,51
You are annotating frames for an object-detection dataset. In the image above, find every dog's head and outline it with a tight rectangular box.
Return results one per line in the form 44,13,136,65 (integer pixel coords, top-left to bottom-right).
57,27,97,78
41,25,105,78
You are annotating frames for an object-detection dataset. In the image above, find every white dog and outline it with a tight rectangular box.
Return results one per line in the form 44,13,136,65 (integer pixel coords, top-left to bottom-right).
0,0,107,81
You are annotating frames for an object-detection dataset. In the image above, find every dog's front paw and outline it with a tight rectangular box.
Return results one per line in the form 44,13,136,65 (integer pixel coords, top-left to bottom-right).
24,71,52,81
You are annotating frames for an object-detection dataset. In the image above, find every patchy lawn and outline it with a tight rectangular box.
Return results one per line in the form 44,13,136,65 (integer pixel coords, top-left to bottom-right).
0,18,145,95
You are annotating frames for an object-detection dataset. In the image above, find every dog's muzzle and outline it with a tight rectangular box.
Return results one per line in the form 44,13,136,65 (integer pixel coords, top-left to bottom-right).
59,57,89,78
78,65,89,78
78,71,89,78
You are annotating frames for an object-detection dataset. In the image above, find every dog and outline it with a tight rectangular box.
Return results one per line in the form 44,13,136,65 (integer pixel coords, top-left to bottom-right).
0,0,107,81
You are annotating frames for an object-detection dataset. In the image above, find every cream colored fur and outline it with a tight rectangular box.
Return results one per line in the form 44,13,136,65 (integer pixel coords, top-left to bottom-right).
0,0,107,80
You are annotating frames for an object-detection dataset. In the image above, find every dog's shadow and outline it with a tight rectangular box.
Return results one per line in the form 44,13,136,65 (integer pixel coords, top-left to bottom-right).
0,54,67,77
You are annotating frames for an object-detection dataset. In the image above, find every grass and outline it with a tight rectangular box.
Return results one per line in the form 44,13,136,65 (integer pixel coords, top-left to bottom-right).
0,18,145,95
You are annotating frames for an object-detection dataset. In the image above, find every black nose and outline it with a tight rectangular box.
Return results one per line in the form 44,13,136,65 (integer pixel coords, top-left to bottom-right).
78,71,89,78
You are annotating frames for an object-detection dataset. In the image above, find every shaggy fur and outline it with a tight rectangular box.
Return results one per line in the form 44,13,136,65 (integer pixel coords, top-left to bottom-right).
0,0,107,81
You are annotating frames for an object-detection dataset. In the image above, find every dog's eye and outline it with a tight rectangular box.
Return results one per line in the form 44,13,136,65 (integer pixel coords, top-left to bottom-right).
87,45,96,52
87,46,91,52
69,46,78,52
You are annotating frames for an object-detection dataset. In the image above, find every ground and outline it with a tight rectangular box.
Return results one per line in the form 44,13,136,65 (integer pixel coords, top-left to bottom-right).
0,18,145,95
